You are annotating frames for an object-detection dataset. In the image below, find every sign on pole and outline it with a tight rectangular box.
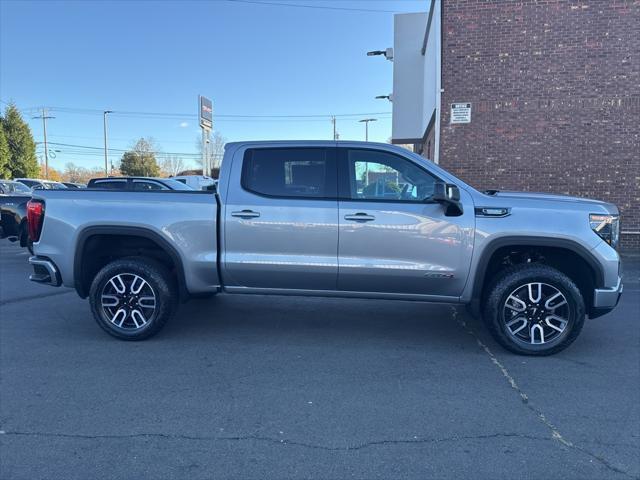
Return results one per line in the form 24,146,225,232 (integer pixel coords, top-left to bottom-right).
199,95,213,175
450,103,471,124
199,95,213,130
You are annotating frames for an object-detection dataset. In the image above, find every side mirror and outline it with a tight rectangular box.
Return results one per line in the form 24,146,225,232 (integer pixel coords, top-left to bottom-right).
432,182,463,216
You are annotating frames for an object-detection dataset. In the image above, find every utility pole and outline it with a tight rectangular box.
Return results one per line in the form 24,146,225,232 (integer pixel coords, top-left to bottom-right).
33,109,55,179
202,130,210,175
103,110,113,175
359,118,377,142
331,116,337,140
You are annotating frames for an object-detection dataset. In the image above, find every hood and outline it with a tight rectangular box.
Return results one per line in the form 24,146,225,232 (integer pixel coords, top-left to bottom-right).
484,190,616,208
476,190,619,215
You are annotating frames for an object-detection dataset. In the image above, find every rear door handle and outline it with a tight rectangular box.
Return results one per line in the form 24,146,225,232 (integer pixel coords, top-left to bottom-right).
344,213,375,222
231,210,260,219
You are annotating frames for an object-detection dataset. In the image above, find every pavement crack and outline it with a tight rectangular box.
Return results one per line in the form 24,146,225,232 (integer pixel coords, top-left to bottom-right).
452,306,636,479
0,430,556,451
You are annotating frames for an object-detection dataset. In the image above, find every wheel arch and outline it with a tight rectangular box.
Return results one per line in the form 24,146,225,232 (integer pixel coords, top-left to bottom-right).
470,236,604,314
74,226,188,300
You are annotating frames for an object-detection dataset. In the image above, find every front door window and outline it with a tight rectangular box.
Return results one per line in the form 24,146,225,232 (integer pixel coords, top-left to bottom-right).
345,149,437,203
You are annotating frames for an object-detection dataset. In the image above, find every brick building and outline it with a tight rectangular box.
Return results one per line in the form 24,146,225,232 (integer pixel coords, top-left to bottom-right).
390,0,639,249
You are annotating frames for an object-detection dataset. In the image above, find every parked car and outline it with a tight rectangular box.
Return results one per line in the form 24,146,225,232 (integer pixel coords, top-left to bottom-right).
62,182,86,189
14,178,68,190
0,180,32,195
172,174,216,190
26,141,622,355
0,180,32,252
87,177,194,191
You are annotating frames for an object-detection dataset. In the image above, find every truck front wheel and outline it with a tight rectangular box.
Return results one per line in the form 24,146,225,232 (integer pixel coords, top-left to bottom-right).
483,264,585,355
89,257,177,340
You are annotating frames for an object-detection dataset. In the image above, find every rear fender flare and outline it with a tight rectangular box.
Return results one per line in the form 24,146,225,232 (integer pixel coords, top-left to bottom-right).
73,226,188,300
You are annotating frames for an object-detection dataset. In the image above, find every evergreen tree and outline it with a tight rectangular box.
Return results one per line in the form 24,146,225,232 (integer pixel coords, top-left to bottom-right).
1,104,38,178
0,120,10,179
119,138,160,177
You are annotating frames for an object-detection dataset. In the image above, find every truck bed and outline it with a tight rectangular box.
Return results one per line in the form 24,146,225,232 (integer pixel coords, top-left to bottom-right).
31,189,220,296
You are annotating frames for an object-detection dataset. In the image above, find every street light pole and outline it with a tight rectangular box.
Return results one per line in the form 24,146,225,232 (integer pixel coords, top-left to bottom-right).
103,110,113,175
359,118,377,142
33,108,55,179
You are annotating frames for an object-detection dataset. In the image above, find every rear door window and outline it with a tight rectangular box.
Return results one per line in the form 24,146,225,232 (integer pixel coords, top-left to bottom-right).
92,180,128,190
241,148,336,199
132,180,168,191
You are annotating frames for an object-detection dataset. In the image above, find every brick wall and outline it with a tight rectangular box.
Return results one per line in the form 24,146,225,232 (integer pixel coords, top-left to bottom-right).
435,0,639,250
423,125,436,160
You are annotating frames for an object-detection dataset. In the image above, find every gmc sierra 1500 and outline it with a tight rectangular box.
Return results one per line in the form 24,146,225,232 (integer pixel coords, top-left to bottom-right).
27,141,623,355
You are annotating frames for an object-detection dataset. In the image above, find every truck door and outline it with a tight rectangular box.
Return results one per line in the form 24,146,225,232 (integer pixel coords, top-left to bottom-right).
223,146,338,291
337,147,474,297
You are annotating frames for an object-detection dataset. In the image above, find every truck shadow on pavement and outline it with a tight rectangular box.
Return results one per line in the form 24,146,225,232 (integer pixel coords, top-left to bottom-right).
163,294,474,352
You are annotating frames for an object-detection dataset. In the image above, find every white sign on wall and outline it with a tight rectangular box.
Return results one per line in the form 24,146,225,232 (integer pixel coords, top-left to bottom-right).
450,103,471,124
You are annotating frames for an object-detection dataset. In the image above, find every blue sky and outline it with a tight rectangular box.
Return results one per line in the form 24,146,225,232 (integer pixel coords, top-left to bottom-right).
0,0,426,171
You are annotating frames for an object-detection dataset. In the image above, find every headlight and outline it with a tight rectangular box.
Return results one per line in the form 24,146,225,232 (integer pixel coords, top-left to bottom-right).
589,214,620,248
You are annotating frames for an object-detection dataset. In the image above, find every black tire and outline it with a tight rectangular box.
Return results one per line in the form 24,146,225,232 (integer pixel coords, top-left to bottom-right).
482,264,585,356
19,222,33,255
89,257,177,340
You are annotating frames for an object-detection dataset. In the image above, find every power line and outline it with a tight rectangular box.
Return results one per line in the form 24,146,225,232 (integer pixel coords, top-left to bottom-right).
223,0,397,13
45,141,205,157
40,105,392,119
47,134,202,144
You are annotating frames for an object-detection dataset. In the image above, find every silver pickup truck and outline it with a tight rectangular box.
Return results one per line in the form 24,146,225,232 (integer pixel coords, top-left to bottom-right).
27,141,623,355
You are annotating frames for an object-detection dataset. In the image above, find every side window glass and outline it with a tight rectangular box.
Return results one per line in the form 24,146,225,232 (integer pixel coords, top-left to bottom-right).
132,181,166,191
94,181,127,190
242,148,335,198
346,149,437,202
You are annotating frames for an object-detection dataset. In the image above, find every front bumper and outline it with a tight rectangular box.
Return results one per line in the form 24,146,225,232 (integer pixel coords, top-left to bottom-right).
590,276,623,318
28,256,62,287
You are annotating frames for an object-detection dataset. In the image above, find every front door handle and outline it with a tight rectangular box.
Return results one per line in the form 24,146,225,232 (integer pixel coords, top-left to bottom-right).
231,210,260,219
344,213,375,222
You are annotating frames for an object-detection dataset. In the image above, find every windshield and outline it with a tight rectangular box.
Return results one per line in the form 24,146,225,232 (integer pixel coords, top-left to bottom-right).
160,178,195,190
44,182,68,189
0,181,32,194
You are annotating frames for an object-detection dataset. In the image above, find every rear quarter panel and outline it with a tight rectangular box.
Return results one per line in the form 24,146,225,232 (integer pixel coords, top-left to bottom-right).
33,190,219,294
0,194,29,237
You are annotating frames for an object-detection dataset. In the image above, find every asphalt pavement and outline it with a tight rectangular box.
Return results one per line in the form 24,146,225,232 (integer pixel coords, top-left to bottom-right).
1,241,638,479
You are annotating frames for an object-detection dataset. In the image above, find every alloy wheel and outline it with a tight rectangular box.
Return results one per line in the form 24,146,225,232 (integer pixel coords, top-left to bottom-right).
101,273,157,330
502,282,570,345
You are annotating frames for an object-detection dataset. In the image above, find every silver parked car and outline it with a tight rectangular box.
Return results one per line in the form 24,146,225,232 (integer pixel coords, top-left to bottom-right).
26,141,622,355
14,178,68,190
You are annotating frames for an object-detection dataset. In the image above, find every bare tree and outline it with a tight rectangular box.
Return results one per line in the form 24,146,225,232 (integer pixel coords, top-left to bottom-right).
160,155,185,177
63,162,106,184
195,131,226,171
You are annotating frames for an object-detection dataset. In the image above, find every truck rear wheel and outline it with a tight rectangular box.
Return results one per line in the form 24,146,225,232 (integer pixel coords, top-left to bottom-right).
89,257,177,340
483,264,585,355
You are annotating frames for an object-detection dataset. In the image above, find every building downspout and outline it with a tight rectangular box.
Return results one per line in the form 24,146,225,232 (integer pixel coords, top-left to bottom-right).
433,0,442,165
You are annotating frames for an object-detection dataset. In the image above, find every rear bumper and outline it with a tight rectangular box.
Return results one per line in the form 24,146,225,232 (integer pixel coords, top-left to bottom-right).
28,256,62,287
590,276,623,318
